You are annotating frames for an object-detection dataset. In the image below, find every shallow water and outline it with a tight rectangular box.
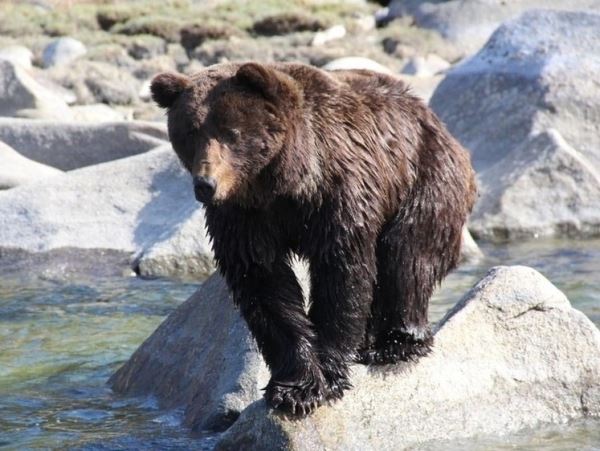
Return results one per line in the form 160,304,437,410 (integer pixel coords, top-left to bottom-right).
0,239,599,450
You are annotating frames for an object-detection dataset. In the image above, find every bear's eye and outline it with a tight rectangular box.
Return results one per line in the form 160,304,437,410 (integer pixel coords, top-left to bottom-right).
224,128,241,142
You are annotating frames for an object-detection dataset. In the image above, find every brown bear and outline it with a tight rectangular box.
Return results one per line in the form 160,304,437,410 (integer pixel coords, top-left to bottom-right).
151,62,477,416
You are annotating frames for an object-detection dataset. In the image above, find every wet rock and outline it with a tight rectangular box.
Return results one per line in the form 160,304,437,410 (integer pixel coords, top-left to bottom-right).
110,260,309,431
430,10,600,239
0,45,33,69
109,273,268,431
387,0,600,54
0,118,166,170
0,145,213,279
0,247,134,280
312,24,346,46
216,266,600,449
0,141,63,190
401,54,450,76
0,60,73,120
251,13,325,36
42,37,86,68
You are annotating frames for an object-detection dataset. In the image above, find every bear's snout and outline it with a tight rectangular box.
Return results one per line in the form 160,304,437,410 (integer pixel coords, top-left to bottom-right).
193,176,217,204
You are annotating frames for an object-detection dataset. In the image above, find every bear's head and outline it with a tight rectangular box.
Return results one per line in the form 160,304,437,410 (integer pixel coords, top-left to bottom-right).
151,63,302,205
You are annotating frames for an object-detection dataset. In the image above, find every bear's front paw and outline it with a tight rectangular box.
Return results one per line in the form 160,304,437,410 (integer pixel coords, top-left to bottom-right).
265,373,327,417
323,373,352,402
357,328,433,365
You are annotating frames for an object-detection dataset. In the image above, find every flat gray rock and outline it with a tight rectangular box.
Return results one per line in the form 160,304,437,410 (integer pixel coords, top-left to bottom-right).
430,10,600,239
215,266,600,449
0,140,63,190
388,0,600,54
0,118,167,170
0,146,214,279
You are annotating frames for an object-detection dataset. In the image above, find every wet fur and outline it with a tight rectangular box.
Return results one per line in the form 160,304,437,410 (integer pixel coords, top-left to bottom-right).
154,62,477,416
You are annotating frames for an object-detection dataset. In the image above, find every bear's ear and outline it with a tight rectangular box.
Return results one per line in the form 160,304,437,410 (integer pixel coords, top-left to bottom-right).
151,72,191,109
235,62,299,104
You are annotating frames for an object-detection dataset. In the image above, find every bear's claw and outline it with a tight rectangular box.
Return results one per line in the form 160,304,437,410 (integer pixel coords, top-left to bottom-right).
265,377,327,417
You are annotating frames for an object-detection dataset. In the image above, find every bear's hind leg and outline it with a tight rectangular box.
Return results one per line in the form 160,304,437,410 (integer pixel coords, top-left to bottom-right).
358,195,463,365
309,240,377,401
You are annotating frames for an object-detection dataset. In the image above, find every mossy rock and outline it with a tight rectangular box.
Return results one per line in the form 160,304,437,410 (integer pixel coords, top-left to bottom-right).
112,16,183,42
251,13,326,36
96,8,137,31
180,24,238,53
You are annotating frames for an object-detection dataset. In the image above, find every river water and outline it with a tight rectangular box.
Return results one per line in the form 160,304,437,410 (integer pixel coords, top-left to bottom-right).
1,239,599,450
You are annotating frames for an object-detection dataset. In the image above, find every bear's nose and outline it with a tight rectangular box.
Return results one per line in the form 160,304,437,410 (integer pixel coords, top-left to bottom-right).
193,176,217,203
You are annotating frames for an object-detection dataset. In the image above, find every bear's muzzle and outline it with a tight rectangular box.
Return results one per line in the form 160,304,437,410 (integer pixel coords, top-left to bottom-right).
193,175,217,204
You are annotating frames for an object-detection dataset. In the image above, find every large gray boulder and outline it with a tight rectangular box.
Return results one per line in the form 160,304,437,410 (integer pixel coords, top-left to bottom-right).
430,10,600,239
387,0,600,54
218,266,600,449
109,265,600,447
0,118,167,170
110,261,309,432
0,60,73,120
0,141,63,190
110,272,271,432
0,146,214,279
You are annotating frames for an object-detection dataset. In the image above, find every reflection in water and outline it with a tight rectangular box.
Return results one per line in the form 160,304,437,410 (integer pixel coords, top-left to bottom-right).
0,239,599,450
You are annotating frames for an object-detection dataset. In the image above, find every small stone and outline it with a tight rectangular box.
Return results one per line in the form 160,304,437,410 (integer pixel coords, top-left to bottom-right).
401,54,450,77
127,35,167,60
42,37,87,68
322,56,394,75
311,25,346,46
